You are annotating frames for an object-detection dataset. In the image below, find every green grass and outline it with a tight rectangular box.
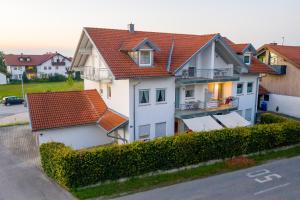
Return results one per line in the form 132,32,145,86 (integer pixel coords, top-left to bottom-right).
0,122,29,127
0,81,83,99
71,145,300,200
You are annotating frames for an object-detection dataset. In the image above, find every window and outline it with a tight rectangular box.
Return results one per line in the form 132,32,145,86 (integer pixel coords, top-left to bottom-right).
107,85,111,99
14,67,17,70
55,66,59,70
188,67,196,77
48,66,52,70
264,94,269,101
19,58,24,62
185,86,194,98
244,55,250,64
247,82,253,93
139,89,150,104
245,108,252,121
237,83,243,95
26,58,30,62
138,124,150,139
236,110,243,117
155,122,166,138
156,89,166,103
139,50,152,66
44,66,47,70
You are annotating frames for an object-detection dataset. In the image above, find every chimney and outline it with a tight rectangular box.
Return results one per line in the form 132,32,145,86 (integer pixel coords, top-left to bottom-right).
270,42,277,46
128,23,135,33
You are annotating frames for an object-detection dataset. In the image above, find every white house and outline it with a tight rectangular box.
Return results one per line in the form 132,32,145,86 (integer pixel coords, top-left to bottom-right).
0,72,7,84
4,52,71,80
69,24,272,144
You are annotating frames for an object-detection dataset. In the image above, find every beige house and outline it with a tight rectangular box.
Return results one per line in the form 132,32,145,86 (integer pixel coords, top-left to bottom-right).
257,43,300,117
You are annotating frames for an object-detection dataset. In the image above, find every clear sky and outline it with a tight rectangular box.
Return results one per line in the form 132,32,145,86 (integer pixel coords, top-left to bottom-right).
1,0,299,56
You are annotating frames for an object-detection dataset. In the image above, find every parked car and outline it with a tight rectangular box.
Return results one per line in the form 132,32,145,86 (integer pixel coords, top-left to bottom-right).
3,96,24,106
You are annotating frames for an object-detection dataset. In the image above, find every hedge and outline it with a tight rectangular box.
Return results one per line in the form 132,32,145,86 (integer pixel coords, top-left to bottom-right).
40,113,300,188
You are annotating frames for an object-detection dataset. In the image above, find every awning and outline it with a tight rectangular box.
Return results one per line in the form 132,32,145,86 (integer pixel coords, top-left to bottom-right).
213,112,251,128
183,116,223,132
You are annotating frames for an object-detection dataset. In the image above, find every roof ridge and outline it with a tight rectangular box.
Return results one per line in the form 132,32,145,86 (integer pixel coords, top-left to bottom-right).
27,89,95,96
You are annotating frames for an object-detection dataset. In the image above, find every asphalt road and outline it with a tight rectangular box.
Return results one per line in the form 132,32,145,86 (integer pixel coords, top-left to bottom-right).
0,104,27,117
113,156,300,200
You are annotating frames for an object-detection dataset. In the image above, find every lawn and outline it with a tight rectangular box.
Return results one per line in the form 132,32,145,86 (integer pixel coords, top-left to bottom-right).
0,81,83,99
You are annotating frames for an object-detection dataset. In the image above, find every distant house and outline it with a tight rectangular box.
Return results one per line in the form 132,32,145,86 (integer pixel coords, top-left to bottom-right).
4,52,71,80
257,44,300,118
0,72,7,84
27,89,128,149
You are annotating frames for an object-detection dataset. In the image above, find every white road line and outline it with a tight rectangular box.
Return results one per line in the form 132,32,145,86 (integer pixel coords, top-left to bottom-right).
254,183,291,196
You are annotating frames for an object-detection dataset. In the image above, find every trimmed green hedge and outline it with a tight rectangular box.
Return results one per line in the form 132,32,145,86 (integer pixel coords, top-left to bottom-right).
40,113,300,188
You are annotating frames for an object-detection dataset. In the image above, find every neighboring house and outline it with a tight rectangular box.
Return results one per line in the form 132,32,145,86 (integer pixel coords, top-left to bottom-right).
70,24,272,144
27,90,128,149
257,44,300,118
0,72,7,84
4,52,71,80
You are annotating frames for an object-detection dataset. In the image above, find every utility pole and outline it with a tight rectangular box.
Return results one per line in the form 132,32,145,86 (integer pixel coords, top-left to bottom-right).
21,73,26,107
281,36,285,45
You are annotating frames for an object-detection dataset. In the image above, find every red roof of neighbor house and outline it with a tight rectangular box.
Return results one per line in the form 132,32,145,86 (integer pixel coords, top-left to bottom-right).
4,53,71,66
84,27,217,78
260,44,300,69
259,85,269,95
249,57,275,74
27,89,127,131
230,44,249,54
98,110,128,132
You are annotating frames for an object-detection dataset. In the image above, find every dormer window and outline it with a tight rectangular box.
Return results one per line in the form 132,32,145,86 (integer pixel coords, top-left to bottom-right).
243,53,252,65
19,57,24,62
26,58,31,62
139,50,152,67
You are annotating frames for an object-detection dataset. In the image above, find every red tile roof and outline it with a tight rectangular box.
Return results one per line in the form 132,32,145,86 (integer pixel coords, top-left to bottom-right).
230,44,249,54
98,110,127,132
4,53,71,66
259,85,269,95
260,44,300,69
27,89,127,131
84,27,217,79
249,57,275,74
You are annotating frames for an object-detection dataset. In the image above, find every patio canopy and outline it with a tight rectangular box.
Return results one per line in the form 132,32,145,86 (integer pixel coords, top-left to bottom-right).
182,116,223,132
213,112,251,128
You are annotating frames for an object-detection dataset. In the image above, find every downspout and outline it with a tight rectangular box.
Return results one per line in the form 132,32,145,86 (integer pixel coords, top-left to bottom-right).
133,80,141,141
254,76,260,123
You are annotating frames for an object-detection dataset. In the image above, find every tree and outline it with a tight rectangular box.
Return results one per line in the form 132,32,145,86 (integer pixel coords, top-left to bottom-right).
65,67,74,86
0,51,7,74
22,72,29,83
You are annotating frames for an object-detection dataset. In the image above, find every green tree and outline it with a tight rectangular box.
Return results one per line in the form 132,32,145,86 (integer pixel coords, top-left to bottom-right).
22,72,29,83
0,51,7,74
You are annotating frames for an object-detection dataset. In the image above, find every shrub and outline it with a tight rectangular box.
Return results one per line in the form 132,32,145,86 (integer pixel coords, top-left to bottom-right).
225,157,256,169
40,113,300,188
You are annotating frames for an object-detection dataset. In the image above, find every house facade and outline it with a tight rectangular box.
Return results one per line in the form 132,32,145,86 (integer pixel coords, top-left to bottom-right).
0,72,6,84
4,52,71,80
257,44,300,118
71,25,271,144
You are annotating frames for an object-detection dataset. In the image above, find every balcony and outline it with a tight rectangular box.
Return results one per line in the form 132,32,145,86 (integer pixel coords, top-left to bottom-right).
80,66,113,81
52,61,66,66
175,97,239,119
176,67,239,84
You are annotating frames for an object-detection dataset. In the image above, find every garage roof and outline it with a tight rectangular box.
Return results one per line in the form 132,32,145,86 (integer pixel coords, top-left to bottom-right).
27,89,127,131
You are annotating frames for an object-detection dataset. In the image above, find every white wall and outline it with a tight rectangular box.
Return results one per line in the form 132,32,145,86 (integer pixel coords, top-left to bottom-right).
8,65,25,80
37,124,113,150
128,77,175,142
37,54,71,78
233,74,258,124
0,73,7,84
267,94,300,118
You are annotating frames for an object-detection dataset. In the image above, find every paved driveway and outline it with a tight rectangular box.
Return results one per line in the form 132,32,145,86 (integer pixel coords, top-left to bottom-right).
0,125,75,200
0,104,27,117
114,156,300,200
0,104,29,125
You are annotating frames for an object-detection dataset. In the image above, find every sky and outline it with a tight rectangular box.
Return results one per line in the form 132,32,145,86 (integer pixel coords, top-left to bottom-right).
1,0,300,57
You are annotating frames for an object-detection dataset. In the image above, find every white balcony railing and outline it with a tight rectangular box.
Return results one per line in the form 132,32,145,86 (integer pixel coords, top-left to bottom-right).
176,96,239,113
80,66,113,81
180,67,234,79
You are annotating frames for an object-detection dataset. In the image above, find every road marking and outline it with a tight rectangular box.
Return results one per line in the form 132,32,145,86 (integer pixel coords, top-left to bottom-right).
254,182,291,196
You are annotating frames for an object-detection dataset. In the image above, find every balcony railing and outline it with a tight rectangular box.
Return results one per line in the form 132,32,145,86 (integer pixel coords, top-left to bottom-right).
179,67,234,79
176,96,239,114
52,61,66,66
80,66,113,81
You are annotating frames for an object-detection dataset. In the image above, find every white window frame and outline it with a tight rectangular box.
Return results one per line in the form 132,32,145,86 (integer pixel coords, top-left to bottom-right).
237,83,244,95
247,82,254,94
243,55,251,65
107,84,112,99
156,88,166,103
139,49,152,67
139,89,150,105
155,122,167,138
138,124,151,139
185,85,195,99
